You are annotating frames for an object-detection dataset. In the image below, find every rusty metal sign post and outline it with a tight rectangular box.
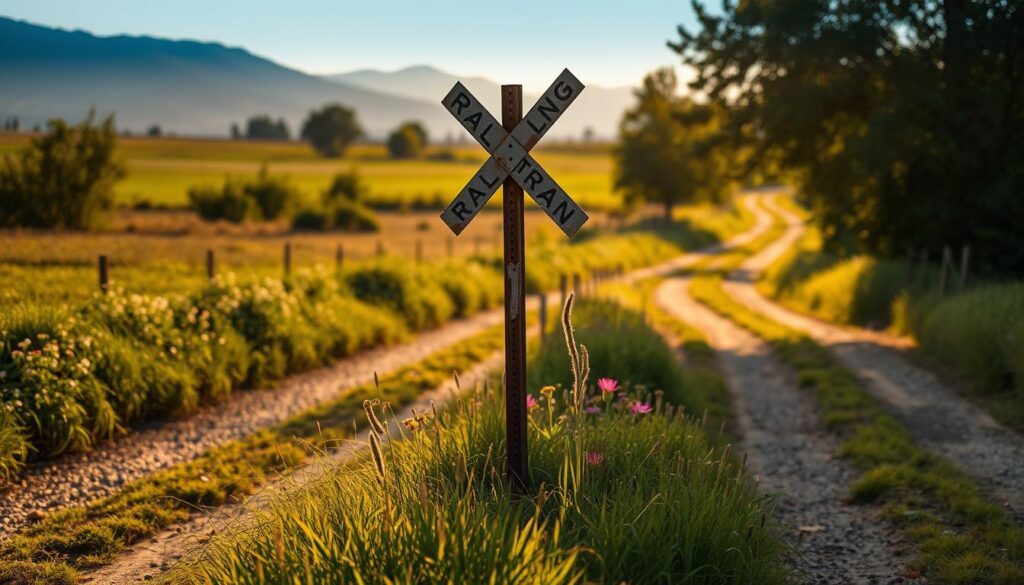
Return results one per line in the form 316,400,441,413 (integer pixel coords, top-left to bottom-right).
439,69,588,490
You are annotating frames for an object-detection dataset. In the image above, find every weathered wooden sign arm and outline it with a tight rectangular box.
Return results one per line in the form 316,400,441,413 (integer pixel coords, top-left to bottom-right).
440,69,589,237
439,69,588,490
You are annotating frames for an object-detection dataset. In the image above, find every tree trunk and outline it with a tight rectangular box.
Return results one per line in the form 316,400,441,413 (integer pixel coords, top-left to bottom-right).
663,200,673,222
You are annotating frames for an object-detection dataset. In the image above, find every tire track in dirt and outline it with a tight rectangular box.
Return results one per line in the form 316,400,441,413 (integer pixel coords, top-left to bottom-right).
725,196,1024,524
656,276,912,583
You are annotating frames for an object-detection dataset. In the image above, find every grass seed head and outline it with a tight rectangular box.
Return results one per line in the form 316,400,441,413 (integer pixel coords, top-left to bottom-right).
369,431,386,483
363,399,386,435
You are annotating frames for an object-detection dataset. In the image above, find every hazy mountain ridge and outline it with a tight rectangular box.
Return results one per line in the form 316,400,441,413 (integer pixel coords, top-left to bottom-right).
0,17,632,140
328,65,635,140
0,17,458,138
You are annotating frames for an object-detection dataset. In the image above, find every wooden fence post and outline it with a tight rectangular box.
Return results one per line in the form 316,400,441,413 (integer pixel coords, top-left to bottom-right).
336,243,344,271
959,245,971,291
573,273,581,297
206,249,215,283
98,255,109,293
283,242,292,278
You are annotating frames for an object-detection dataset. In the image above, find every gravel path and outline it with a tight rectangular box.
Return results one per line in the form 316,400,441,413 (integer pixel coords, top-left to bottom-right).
725,196,1024,524
656,277,914,583
83,351,507,584
0,309,505,536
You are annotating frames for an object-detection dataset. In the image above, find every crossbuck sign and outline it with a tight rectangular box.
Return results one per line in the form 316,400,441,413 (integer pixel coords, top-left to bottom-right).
440,69,589,237
439,69,589,489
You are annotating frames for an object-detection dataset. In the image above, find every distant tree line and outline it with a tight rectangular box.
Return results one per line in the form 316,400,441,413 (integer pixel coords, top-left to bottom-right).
669,0,1024,279
231,115,291,141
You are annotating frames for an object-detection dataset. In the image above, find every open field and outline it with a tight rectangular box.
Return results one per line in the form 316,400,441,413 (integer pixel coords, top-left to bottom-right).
0,203,731,309
0,133,619,210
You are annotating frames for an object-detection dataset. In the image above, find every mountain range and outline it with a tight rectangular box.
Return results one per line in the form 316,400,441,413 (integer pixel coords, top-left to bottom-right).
0,16,635,140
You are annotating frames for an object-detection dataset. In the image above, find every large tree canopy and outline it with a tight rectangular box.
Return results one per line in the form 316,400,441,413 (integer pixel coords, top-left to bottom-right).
301,104,363,158
615,68,734,219
673,0,1024,277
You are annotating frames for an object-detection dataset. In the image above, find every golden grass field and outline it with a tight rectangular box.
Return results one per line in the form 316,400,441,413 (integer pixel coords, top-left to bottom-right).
0,133,618,210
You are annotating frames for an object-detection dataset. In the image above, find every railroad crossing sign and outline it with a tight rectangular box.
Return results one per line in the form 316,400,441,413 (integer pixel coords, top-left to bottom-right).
440,69,589,237
439,69,589,490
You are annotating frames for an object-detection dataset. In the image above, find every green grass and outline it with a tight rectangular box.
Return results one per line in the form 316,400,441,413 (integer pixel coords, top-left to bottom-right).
689,274,1024,584
760,225,1024,431
0,134,620,210
163,299,787,585
0,320,508,584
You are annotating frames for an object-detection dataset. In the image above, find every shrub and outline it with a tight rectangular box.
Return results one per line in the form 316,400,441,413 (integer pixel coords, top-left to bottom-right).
0,407,30,481
188,182,252,224
323,170,368,204
330,199,380,232
0,111,125,230
291,208,330,231
345,260,454,330
245,167,299,220
189,170,300,223
435,261,503,318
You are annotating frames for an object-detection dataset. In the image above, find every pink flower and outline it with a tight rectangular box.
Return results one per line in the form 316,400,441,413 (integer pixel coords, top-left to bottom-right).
526,395,540,410
586,451,605,466
584,406,600,414
597,378,619,394
630,401,652,415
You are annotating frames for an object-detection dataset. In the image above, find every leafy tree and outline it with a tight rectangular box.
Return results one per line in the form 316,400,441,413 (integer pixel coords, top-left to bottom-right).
0,111,125,230
301,104,363,158
614,68,734,219
245,115,290,140
673,0,1024,277
386,121,427,159
147,124,162,137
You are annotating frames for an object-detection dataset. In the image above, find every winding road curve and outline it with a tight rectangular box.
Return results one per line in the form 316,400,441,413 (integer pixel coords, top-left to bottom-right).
656,197,912,583
727,196,1024,524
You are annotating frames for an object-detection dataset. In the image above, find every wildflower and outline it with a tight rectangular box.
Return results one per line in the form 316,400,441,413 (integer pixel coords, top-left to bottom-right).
586,451,605,466
597,378,619,394
584,406,600,414
526,395,540,410
630,401,653,415
539,385,555,398
402,417,420,432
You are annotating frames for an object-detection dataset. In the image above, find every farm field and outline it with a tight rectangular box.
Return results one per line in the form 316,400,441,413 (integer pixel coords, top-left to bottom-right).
0,133,618,210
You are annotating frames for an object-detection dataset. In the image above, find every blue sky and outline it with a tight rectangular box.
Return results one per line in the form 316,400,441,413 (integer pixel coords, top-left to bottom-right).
0,0,699,90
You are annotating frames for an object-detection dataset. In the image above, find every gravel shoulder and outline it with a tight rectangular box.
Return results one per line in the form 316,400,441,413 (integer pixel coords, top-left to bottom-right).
724,196,1024,524
656,276,912,583
83,352,506,584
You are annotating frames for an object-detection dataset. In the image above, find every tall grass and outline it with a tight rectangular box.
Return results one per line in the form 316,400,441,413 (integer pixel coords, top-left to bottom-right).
167,299,786,584
0,202,754,482
761,226,1024,424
